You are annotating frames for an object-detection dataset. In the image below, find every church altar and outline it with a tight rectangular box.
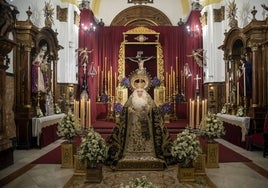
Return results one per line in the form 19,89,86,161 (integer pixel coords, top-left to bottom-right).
32,113,65,148
217,113,250,148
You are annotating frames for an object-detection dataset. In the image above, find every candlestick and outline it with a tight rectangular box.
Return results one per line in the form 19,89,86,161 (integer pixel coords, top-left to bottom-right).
201,100,205,121
110,66,113,97
101,70,104,94
191,100,195,128
166,72,168,98
176,57,178,93
226,72,229,103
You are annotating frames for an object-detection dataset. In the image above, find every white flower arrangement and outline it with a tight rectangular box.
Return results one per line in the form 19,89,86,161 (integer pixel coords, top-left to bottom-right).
57,113,77,142
171,129,202,167
78,128,108,166
236,106,244,117
120,176,159,188
200,112,225,140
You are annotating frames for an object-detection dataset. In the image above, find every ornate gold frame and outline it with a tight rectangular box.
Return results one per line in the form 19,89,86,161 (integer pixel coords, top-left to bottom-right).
117,26,164,85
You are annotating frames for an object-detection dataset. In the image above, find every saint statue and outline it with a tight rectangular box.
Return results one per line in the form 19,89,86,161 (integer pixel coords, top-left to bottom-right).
106,70,175,170
31,45,48,94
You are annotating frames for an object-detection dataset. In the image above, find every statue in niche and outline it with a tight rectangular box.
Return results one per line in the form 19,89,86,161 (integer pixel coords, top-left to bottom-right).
126,51,154,74
31,44,49,94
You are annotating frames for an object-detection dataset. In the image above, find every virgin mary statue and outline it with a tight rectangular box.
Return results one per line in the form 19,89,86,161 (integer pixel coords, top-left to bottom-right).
106,70,175,170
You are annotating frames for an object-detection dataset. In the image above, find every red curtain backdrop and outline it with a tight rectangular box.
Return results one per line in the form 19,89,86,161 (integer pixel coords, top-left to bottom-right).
78,9,202,123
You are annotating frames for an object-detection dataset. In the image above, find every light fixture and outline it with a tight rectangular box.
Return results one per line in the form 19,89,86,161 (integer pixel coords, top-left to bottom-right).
186,24,200,37
127,0,153,5
81,22,96,33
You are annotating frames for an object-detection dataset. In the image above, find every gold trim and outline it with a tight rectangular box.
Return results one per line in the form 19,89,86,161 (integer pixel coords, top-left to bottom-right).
56,6,68,22
123,26,159,35
213,6,225,22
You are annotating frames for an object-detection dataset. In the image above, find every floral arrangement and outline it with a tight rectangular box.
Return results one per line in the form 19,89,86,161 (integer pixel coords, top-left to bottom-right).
151,76,160,88
171,128,202,167
175,93,185,103
160,102,173,115
236,106,244,117
200,112,225,140
54,103,61,114
120,77,130,88
100,93,109,103
57,113,77,142
114,102,123,114
120,176,159,188
221,103,228,114
78,128,108,166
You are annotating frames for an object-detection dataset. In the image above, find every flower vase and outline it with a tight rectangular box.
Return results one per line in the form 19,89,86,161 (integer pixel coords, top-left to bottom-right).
205,139,219,168
193,153,206,174
177,164,195,182
61,141,76,168
85,163,103,183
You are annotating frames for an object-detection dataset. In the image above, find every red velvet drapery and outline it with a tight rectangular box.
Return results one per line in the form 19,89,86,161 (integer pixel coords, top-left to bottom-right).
78,9,202,123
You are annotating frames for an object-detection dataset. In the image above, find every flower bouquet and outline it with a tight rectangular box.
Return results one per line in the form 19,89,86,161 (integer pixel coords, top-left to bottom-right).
100,93,109,103
171,128,202,167
57,112,77,142
151,76,160,88
236,106,244,117
120,176,159,188
120,77,130,88
78,128,108,167
160,102,173,115
200,112,225,140
114,102,123,114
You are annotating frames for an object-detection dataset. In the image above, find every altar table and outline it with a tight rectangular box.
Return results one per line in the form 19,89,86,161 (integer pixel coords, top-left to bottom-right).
217,113,250,148
32,113,65,148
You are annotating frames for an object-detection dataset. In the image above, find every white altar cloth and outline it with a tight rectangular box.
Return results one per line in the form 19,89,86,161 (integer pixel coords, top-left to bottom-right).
32,113,65,145
216,113,250,141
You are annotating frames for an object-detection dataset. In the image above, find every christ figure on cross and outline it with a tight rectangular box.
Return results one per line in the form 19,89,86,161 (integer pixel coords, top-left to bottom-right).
126,51,154,74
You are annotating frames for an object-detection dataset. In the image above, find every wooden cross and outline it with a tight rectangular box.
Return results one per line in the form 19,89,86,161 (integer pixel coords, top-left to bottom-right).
194,74,201,90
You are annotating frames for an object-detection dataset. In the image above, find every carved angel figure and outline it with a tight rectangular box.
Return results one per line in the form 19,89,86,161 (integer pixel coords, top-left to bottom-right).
187,48,206,67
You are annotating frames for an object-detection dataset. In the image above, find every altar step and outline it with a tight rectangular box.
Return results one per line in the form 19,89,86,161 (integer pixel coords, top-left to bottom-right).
92,120,188,141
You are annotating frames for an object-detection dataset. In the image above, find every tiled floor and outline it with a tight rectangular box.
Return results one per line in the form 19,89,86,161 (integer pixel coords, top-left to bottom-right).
0,138,268,188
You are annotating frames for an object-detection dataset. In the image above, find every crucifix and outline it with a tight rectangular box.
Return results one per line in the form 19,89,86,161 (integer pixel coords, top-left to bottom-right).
194,74,201,91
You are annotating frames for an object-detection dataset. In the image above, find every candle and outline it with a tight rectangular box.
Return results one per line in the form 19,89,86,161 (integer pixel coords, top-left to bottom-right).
97,66,100,95
237,82,239,105
189,99,191,127
173,70,175,94
204,99,207,117
226,72,229,103
191,100,195,128
166,72,168,98
110,66,113,97
176,57,178,93
196,96,200,128
202,100,204,118
101,70,104,94
89,101,91,128
115,72,117,88
243,66,246,97
80,98,85,129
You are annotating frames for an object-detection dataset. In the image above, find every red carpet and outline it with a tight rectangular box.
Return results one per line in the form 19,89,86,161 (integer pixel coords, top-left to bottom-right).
31,140,251,164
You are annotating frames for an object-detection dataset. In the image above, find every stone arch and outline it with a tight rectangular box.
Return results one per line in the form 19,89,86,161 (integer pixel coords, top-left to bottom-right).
111,5,172,26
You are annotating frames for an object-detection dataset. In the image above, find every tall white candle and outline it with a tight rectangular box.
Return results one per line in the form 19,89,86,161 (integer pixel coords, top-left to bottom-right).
88,99,91,128
189,99,191,127
237,82,239,106
196,97,200,128
243,66,246,97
